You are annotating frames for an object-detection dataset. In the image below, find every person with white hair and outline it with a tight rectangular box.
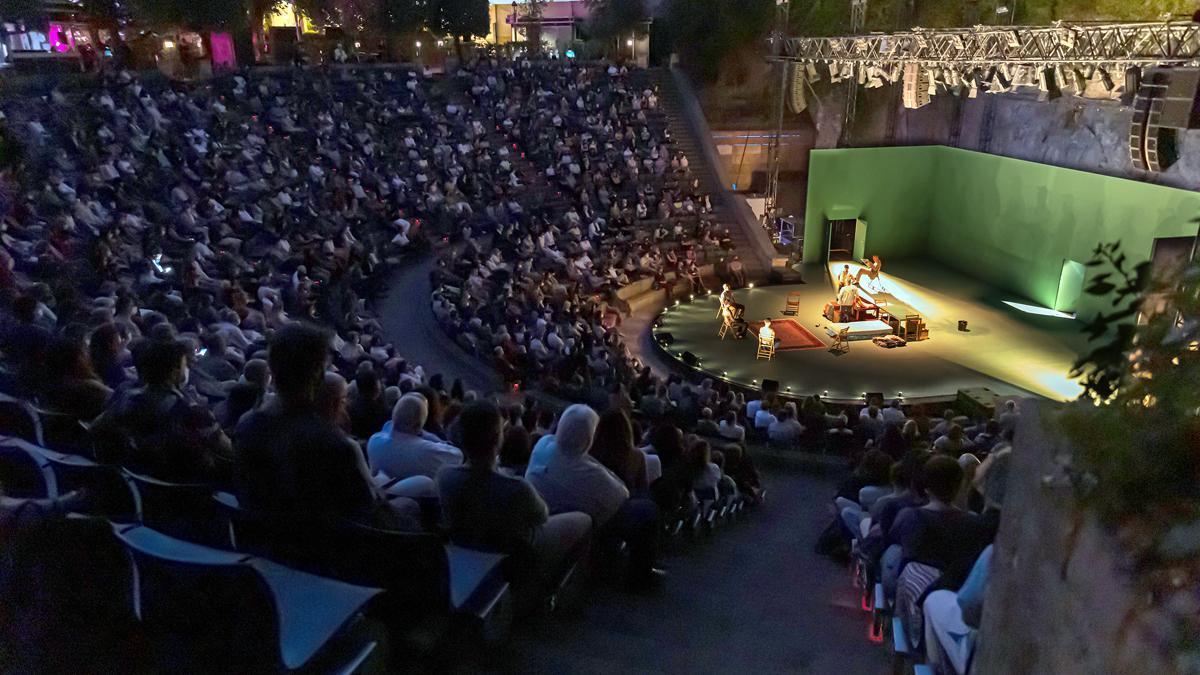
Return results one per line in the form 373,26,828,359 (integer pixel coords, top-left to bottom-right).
367,392,462,482
526,404,663,587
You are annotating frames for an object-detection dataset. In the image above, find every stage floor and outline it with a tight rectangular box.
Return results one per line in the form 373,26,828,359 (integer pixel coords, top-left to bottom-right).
654,261,1086,401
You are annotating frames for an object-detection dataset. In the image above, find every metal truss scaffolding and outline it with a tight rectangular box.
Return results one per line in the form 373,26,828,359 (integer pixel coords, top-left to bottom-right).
780,22,1200,69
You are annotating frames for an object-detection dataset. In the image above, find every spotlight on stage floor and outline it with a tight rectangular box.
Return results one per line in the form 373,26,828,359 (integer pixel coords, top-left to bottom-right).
1002,301,1076,319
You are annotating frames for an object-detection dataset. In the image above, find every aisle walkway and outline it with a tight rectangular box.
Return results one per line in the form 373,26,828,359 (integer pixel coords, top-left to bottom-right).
483,468,890,674
375,255,500,395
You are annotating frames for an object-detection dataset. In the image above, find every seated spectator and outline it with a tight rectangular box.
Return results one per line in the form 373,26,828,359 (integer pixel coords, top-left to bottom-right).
218,358,269,429
233,323,417,529
718,411,746,443
93,336,232,484
881,398,907,427
526,404,663,587
589,409,648,494
695,407,721,437
499,424,533,477
933,424,972,455
767,403,803,446
438,400,591,596
347,367,389,439
688,439,721,498
41,336,111,423
367,392,463,480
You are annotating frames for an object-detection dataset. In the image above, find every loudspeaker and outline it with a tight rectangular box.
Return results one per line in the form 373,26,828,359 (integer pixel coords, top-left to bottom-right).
958,320,970,332
1121,66,1141,107
761,379,780,395
656,332,674,346
1156,67,1200,128
682,351,699,367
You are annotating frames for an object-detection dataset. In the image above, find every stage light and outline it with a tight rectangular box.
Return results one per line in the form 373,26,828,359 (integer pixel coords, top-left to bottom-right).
822,390,829,398
674,300,680,306
897,391,904,398
1100,68,1116,92
690,294,695,300
786,386,792,391
752,379,758,384
748,283,755,289
723,371,728,376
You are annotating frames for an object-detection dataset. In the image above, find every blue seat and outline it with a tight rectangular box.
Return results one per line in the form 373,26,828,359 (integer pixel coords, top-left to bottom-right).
0,436,57,498
113,523,383,672
0,393,41,445
37,447,141,521
124,470,230,548
217,492,510,628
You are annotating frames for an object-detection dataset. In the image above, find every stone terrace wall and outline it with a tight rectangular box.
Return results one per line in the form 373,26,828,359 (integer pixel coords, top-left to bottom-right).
976,402,1176,674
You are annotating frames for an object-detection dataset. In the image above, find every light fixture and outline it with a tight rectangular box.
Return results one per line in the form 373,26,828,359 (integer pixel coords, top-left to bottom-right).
437,40,445,47
822,390,829,397
626,39,634,47
162,39,176,50
674,300,680,306
748,283,755,289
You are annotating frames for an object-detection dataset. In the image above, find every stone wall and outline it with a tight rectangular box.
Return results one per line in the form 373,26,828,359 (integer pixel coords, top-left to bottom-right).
975,402,1176,674
829,82,1200,192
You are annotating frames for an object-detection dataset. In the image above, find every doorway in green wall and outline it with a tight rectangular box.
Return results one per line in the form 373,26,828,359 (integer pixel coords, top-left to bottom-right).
1055,260,1086,314
827,219,866,262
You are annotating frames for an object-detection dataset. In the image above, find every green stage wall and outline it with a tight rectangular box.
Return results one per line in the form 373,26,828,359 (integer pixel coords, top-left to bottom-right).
801,146,938,264
804,146,1200,318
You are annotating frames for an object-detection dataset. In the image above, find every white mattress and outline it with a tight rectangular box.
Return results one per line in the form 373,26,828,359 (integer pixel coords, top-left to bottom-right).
826,320,893,340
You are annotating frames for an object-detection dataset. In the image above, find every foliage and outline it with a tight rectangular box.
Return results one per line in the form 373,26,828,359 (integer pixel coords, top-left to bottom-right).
1059,238,1200,662
127,0,252,29
295,0,382,30
662,0,775,83
425,0,488,39
80,0,128,24
584,0,648,41
378,0,425,35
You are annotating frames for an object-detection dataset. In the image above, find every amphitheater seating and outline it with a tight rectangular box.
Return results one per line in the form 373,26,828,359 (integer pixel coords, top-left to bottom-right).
213,492,510,627
0,437,57,498
114,523,383,673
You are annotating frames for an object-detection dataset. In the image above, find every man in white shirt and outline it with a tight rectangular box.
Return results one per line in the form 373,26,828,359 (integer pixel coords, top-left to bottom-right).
881,399,907,427
526,404,662,586
768,403,804,446
367,393,462,480
759,318,777,342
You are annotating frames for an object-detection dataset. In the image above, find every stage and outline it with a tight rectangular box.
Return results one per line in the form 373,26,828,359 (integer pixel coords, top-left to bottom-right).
653,261,1086,402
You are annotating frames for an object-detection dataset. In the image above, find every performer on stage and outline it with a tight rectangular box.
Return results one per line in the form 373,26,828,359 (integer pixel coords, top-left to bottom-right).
835,264,854,290
758,318,776,345
855,255,884,293
723,303,748,338
835,281,858,322
717,283,732,318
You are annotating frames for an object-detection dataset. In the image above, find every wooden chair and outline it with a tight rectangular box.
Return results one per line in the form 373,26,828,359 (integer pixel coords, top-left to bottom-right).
831,327,850,353
783,291,802,315
718,314,733,340
756,335,776,360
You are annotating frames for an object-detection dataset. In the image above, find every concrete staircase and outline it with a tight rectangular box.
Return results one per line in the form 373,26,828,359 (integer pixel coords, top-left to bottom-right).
635,68,772,282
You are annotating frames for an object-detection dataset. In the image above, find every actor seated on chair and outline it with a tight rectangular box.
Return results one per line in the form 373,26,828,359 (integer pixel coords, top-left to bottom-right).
717,283,732,318
835,282,858,322
758,318,776,346
722,304,748,339
836,264,853,290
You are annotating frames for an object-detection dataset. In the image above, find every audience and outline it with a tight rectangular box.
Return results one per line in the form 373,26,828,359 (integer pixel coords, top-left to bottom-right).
438,400,591,596
367,392,463,481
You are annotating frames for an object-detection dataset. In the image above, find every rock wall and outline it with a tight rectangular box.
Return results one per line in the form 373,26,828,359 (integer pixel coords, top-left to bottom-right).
825,83,1200,192
975,402,1176,674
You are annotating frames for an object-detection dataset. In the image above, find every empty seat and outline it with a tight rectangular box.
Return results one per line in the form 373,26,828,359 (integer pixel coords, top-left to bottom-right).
113,523,384,673
39,448,140,522
217,492,508,626
125,471,229,548
0,437,56,498
0,394,40,445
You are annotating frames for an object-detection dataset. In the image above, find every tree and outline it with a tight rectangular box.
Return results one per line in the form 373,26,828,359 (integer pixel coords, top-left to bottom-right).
425,0,487,57
584,0,647,43
128,0,252,30
662,0,774,83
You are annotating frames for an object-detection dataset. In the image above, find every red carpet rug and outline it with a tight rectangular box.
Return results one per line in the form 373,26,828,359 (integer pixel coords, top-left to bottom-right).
747,319,826,351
